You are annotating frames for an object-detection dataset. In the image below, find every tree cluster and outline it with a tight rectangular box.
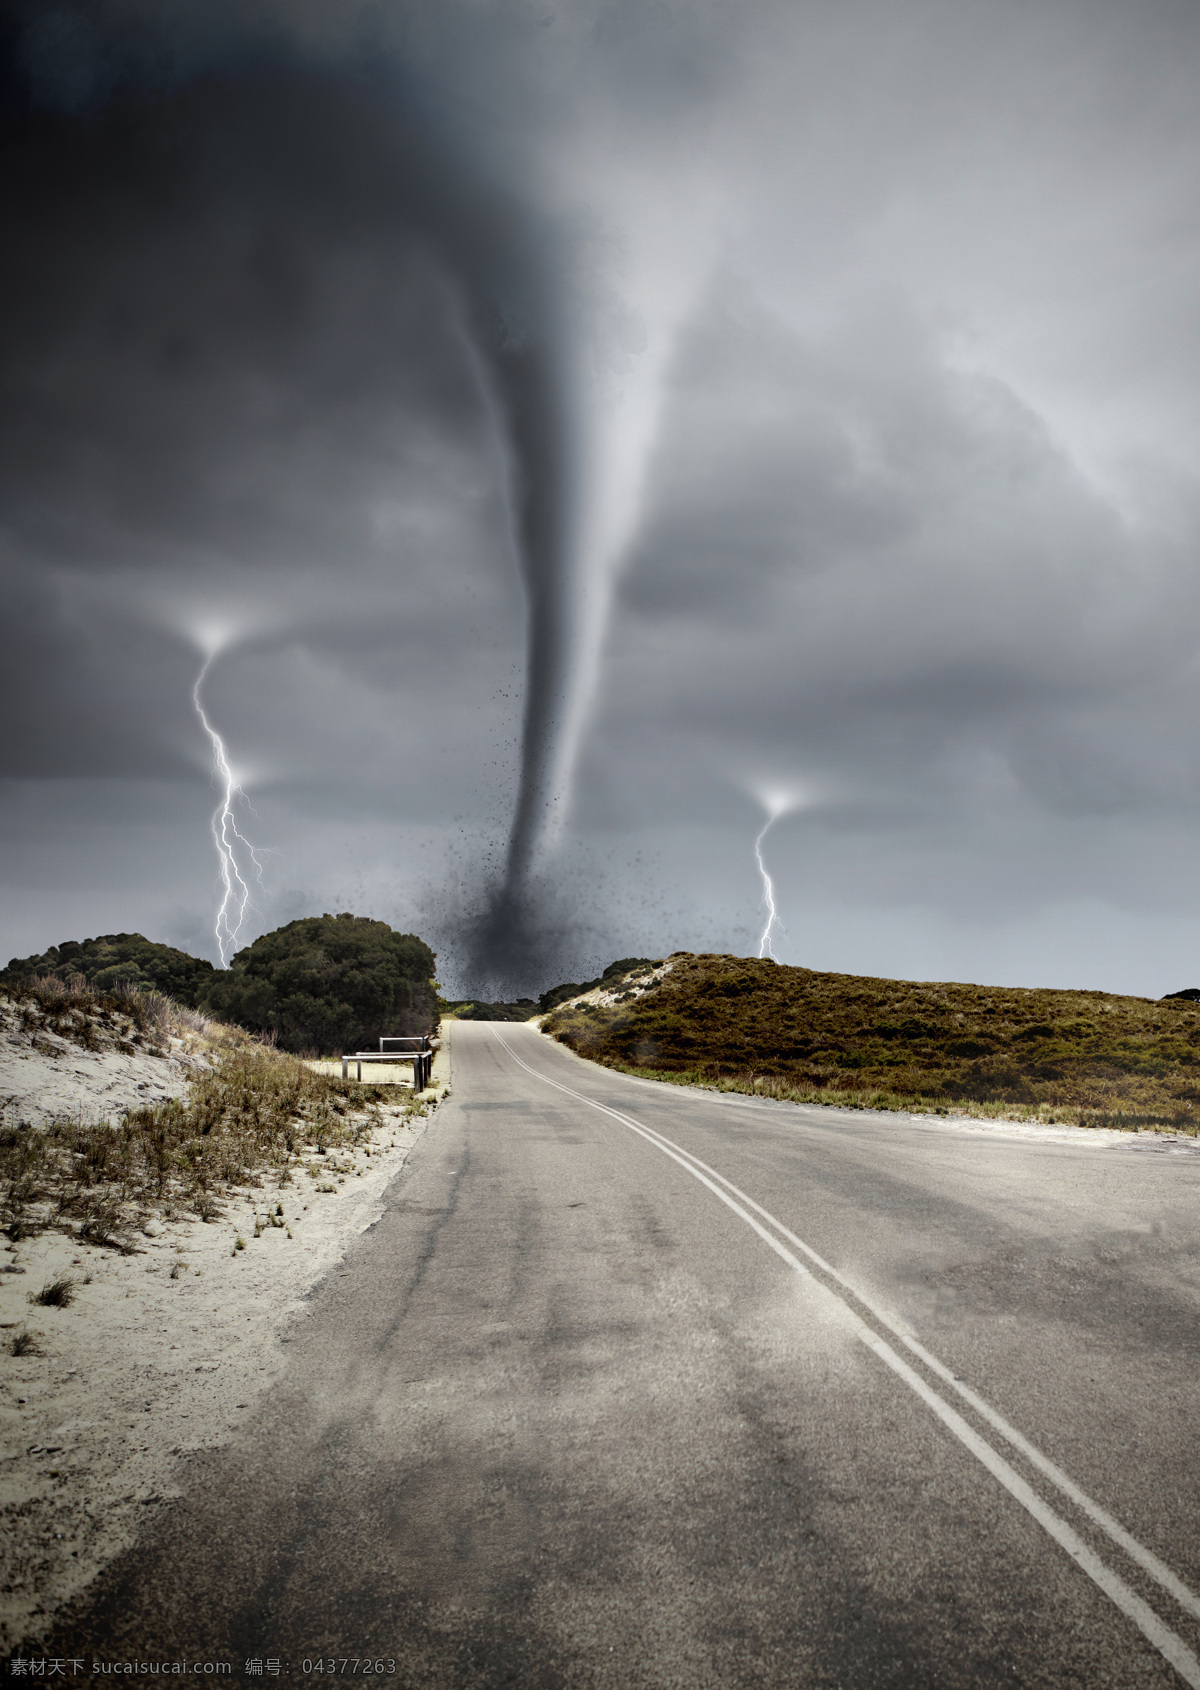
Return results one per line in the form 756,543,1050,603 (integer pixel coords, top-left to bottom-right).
1,933,215,1006
199,913,437,1055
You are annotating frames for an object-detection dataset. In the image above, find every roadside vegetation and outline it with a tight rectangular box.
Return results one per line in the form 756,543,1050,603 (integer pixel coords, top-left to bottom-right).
0,973,432,1253
441,997,539,1021
0,969,206,1058
1,932,216,1006
543,953,1200,1132
199,912,438,1053
536,957,657,1015
441,959,658,1022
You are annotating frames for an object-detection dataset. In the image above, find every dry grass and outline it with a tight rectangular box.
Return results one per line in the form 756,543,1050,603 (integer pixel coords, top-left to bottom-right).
1,977,431,1249
544,952,1200,1132
5,972,212,1058
30,1277,75,1308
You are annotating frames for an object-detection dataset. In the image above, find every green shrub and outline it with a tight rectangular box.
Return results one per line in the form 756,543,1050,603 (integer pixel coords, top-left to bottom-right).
1,933,215,1007
442,999,538,1022
537,958,656,1014
199,913,437,1055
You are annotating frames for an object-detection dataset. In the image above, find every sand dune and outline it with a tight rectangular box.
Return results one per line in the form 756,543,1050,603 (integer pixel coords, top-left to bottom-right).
0,998,201,1130
0,1002,448,1652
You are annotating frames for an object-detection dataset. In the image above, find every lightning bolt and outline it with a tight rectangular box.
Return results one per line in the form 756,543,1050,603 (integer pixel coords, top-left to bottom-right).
754,814,783,961
192,654,266,966
748,785,807,963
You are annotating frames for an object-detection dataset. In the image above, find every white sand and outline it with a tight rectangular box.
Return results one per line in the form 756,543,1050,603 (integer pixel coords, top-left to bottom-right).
0,998,201,1129
0,1016,450,1651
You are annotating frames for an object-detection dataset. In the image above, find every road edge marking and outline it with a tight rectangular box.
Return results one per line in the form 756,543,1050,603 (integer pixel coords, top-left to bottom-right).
521,1028,1200,1623
491,1026,1200,1687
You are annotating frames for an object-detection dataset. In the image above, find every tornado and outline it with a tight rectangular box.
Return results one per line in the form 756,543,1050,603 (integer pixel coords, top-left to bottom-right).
454,222,685,992
16,0,698,997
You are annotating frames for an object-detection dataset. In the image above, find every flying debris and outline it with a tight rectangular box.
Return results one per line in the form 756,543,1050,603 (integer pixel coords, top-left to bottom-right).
191,655,266,966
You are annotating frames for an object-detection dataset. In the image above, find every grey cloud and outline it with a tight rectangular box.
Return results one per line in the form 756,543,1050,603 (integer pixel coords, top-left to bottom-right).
0,59,533,820
589,253,1200,867
5,0,1200,996
1,83,493,568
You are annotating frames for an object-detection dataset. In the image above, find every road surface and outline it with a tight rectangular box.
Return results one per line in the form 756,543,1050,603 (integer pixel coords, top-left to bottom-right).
37,1020,1200,1686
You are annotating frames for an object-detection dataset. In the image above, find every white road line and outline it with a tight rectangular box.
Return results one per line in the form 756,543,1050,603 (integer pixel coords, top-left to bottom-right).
490,1026,1200,1688
529,1030,1200,1623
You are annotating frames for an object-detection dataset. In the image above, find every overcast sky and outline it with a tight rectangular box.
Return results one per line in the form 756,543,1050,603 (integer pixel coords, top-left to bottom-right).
4,0,1200,998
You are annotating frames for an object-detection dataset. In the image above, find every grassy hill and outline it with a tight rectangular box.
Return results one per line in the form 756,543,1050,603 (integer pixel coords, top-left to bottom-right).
542,953,1200,1132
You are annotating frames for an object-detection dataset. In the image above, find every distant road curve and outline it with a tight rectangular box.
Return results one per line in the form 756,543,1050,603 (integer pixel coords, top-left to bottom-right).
42,1020,1200,1688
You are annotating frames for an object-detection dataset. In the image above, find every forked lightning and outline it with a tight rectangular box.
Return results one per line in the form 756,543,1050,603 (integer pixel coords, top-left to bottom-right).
192,654,266,966
754,814,783,960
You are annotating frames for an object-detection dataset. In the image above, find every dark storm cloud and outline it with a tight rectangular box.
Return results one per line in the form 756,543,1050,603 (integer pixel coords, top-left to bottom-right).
0,0,680,988
0,54,531,561
5,0,1200,996
0,29,545,804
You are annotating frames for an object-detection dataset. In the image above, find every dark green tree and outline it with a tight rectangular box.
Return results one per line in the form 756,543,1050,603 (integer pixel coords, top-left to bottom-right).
199,913,437,1054
0,933,216,1006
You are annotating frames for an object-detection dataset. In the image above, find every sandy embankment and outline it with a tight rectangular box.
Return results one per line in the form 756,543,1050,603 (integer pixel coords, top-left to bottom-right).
0,1017,450,1653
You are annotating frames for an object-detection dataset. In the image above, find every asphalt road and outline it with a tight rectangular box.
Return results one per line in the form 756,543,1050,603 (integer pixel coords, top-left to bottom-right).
37,1020,1200,1687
